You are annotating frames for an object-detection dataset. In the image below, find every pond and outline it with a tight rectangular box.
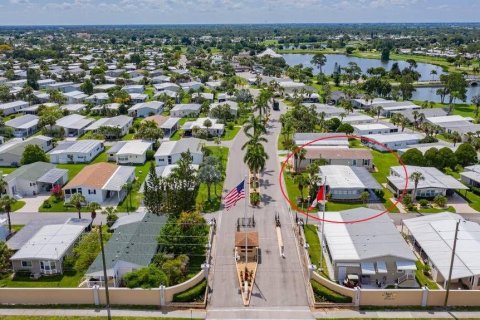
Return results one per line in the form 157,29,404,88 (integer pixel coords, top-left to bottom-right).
411,86,480,103
282,53,445,81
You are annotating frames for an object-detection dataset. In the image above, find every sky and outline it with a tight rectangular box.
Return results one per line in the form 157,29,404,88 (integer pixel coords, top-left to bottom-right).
0,0,479,25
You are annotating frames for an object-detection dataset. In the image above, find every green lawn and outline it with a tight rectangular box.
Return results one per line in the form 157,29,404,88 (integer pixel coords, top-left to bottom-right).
116,162,151,212
413,100,477,118
304,224,329,278
456,190,480,212
325,201,365,211
417,206,455,214
196,146,229,212
221,125,240,141
0,166,17,174
282,171,312,211
415,260,439,290
371,149,399,184
0,271,83,288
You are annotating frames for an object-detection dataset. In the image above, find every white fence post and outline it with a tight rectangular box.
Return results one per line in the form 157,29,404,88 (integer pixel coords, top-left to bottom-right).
92,285,100,306
201,263,210,279
308,264,316,279
421,286,428,307
354,287,361,306
159,285,166,306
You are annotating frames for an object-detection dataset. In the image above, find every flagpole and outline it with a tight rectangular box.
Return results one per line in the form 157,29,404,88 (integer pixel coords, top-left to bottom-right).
319,176,326,272
244,173,248,289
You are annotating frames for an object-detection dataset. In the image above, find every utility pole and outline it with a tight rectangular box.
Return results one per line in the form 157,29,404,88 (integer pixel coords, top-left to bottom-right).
99,223,112,320
444,219,460,308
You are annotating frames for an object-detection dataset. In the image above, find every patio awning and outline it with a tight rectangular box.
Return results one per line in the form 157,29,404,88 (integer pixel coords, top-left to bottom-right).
376,261,388,274
396,260,417,271
361,262,376,275
37,168,68,184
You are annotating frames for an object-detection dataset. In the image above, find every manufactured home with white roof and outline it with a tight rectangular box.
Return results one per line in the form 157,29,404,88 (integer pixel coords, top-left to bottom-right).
49,140,104,164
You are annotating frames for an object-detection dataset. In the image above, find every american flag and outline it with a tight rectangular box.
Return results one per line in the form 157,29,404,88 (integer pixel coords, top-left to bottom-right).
224,180,246,210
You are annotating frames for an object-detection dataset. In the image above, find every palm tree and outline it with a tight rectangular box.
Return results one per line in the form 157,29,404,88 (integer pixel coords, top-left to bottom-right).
294,174,308,204
412,110,419,130
69,193,86,219
243,115,267,139
88,202,101,221
410,172,425,201
400,116,409,132
0,176,7,195
374,106,383,122
430,69,437,81
451,131,462,146
244,143,269,181
0,195,16,234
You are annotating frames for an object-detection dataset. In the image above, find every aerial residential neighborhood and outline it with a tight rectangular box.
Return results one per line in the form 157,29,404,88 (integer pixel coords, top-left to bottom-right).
1,3,480,320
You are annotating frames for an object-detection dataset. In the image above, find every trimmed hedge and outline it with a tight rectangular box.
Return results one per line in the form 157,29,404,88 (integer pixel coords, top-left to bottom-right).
311,280,352,303
172,279,207,303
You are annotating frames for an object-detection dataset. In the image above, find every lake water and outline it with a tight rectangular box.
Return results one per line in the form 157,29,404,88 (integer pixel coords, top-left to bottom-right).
283,53,479,103
282,53,445,81
411,86,480,103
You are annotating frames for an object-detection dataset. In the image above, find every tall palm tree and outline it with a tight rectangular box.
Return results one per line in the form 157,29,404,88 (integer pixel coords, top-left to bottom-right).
244,143,269,181
294,174,308,204
69,193,86,219
430,69,437,81
451,131,462,146
243,115,267,139
242,133,268,150
88,202,101,221
400,116,409,132
412,110,419,130
0,176,7,195
0,195,16,234
410,172,425,201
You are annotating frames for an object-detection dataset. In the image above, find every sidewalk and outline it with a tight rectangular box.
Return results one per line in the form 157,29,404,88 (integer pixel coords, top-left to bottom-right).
3,307,480,319
0,308,206,319
313,309,480,319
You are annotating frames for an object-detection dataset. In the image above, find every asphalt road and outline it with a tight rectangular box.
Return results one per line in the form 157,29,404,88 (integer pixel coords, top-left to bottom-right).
208,100,310,314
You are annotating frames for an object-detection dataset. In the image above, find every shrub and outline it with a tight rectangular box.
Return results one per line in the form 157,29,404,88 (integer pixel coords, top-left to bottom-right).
402,194,412,207
124,265,168,289
227,122,234,130
419,136,438,143
310,280,352,303
128,127,135,134
146,149,155,161
419,199,429,208
42,199,51,208
433,195,447,208
250,192,260,205
173,279,207,302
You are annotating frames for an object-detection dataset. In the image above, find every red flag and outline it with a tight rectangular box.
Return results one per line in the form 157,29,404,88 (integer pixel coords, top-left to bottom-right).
308,184,325,210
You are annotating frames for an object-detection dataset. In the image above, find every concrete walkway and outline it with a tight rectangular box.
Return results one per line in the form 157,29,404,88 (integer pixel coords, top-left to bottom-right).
0,308,206,319
3,307,480,319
